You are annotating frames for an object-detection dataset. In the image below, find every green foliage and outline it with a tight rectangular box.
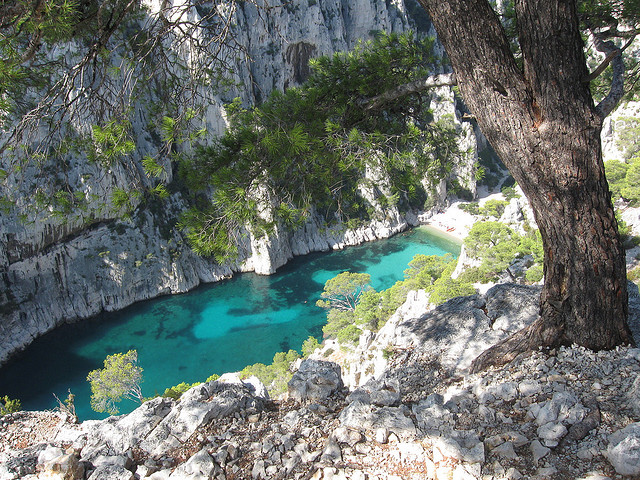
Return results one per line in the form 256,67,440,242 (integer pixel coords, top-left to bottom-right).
0,0,79,118
319,252,470,344
628,265,640,282
240,350,301,396
615,117,640,160
301,336,321,357
89,118,136,167
87,350,144,415
480,199,509,218
461,221,544,283
337,324,363,343
316,272,372,311
525,264,544,283
459,202,480,215
404,253,456,288
605,157,640,206
142,156,165,178
428,270,476,305
0,395,21,416
178,32,465,261
579,0,640,29
162,382,201,400
464,221,514,257
206,373,220,382
501,184,520,201
322,308,357,339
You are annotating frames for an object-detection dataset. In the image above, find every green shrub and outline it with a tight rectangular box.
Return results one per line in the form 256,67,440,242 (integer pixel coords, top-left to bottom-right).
427,263,476,304
322,309,357,339
628,265,640,282
480,199,509,218
302,336,321,357
337,324,362,344
459,202,480,215
463,221,543,283
162,381,201,400
501,184,520,201
0,395,21,416
605,157,640,206
525,264,544,283
241,350,301,396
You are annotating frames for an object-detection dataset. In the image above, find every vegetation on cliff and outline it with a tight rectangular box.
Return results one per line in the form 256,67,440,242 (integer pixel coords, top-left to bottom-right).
177,31,470,263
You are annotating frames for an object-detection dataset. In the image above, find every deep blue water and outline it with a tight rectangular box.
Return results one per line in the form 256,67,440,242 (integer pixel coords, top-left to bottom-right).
0,226,459,420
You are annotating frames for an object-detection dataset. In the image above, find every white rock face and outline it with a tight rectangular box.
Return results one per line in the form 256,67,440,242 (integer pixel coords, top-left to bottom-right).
607,422,640,476
0,0,481,366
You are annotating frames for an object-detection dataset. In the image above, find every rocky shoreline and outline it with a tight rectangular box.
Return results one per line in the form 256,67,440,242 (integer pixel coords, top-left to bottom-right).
0,210,415,368
2,282,639,480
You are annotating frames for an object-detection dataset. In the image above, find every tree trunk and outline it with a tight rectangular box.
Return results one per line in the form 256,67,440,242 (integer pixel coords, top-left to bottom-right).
417,0,635,371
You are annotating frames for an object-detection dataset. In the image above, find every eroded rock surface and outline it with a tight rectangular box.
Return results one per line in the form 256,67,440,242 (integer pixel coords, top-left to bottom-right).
3,284,640,479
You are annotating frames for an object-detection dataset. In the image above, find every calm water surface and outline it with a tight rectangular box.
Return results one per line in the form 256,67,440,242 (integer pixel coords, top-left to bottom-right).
0,226,459,420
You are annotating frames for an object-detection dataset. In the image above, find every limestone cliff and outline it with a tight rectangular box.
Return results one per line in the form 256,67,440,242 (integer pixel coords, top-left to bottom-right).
0,0,478,365
2,283,640,479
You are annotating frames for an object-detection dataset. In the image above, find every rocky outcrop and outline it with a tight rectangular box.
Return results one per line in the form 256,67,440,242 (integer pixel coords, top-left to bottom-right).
2,283,639,480
0,0,482,366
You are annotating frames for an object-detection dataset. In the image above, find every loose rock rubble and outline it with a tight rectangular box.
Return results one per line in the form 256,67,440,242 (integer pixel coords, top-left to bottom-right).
1,283,639,480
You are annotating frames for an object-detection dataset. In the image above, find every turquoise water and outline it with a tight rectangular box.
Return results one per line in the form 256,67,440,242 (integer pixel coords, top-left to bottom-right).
0,226,459,420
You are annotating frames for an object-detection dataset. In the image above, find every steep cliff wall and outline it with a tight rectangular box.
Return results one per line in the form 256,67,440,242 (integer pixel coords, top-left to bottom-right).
0,0,478,366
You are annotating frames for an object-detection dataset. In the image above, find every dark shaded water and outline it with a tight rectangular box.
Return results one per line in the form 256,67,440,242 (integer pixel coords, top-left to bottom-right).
0,226,459,420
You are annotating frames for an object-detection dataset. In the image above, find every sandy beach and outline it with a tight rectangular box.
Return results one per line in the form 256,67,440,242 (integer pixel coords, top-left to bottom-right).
421,201,477,242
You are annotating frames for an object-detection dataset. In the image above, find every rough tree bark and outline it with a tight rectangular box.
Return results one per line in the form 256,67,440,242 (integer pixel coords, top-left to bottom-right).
416,0,635,371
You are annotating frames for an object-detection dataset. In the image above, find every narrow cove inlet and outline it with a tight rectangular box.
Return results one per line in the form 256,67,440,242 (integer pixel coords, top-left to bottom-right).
0,227,459,420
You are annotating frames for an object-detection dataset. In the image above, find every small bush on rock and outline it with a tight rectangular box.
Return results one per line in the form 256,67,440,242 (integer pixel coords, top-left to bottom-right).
241,350,300,396
0,395,21,416
162,382,201,400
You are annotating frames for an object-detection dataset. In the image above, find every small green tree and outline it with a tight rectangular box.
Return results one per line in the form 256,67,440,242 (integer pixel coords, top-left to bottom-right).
0,395,21,416
301,336,321,357
241,350,301,396
162,382,201,400
87,350,144,415
316,272,372,311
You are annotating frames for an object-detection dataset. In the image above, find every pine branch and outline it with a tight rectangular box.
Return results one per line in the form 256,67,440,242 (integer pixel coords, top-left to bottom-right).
593,34,634,118
359,73,457,111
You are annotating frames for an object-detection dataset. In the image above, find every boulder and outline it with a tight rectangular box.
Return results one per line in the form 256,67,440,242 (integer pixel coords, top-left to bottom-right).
288,360,344,403
81,397,174,462
217,373,269,400
606,422,640,476
41,453,85,480
339,401,417,440
388,284,539,372
86,464,134,480
168,448,216,480
139,381,266,457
